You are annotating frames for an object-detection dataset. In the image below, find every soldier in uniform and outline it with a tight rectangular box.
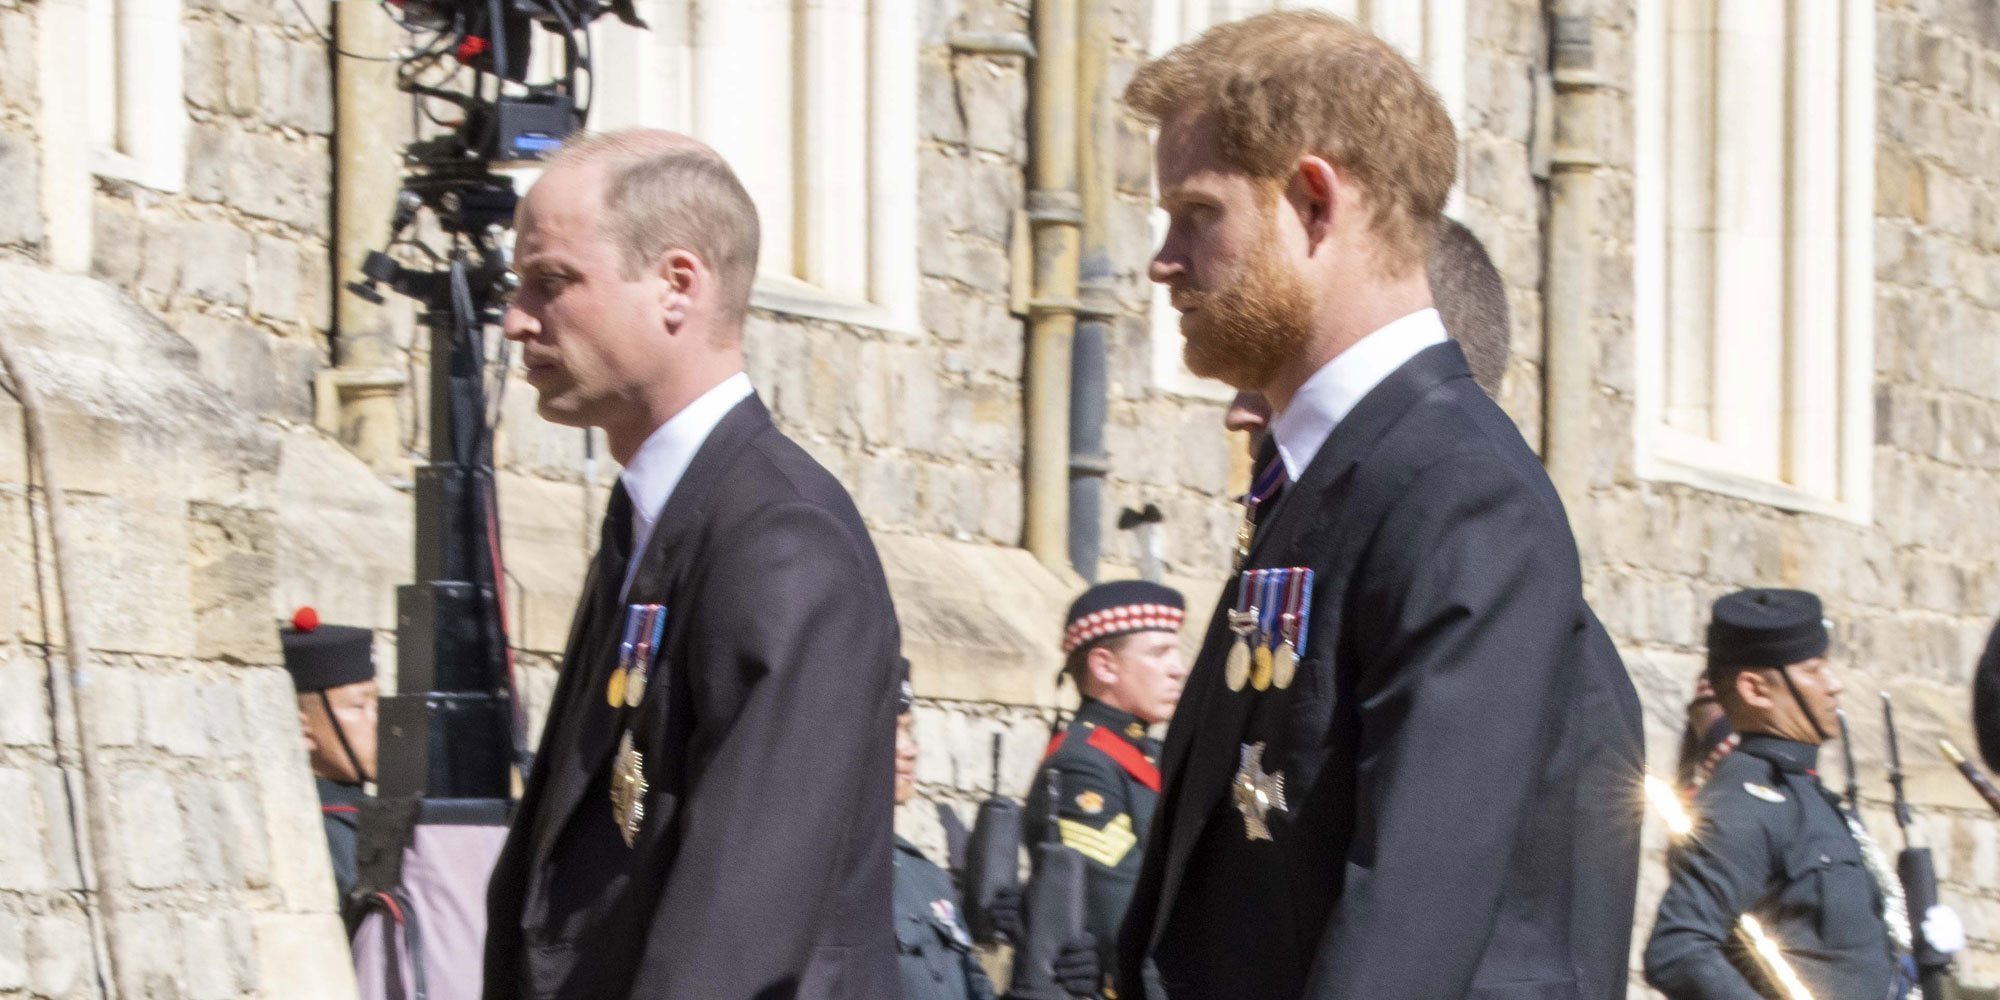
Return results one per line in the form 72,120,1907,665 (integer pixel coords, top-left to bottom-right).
1646,589,1964,1000
1024,581,1187,997
893,659,1099,1000
279,606,378,922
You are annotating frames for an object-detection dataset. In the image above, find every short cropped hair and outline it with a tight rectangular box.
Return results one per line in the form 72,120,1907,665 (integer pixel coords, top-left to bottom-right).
1430,218,1511,397
1125,10,1457,275
548,130,762,330
1065,633,1136,694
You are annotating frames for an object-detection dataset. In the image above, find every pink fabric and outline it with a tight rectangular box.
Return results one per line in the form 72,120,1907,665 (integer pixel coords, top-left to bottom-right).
352,823,509,1000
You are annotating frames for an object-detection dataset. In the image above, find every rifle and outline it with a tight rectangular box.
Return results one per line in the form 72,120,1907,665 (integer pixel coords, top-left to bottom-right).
1883,692,1948,1000
1940,738,2000,816
1836,708,1862,820
1010,768,1087,999
963,734,1022,944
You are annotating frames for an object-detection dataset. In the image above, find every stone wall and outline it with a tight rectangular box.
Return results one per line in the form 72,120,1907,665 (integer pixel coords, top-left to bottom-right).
4,0,2000,995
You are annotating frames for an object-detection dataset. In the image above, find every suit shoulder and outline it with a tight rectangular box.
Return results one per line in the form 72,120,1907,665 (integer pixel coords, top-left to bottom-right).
1367,380,1564,514
1691,754,1796,832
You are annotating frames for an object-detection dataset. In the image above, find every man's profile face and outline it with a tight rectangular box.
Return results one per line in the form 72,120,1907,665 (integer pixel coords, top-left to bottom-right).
1733,656,1844,745
1095,631,1188,727
297,679,379,785
503,163,671,429
1150,112,1316,391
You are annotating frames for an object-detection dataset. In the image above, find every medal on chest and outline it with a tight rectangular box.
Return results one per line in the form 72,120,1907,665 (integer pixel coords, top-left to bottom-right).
607,603,667,848
1225,569,1262,692
1271,569,1312,690
1233,741,1288,841
1232,458,1287,569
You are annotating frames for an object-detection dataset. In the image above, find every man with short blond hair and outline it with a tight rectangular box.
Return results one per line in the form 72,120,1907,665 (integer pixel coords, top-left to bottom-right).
1117,13,1643,1000
483,129,901,999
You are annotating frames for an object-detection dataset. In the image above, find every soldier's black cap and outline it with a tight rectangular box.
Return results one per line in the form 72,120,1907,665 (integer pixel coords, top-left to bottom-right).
1974,616,2000,772
1062,580,1185,654
279,607,374,693
896,656,914,715
1706,589,1830,681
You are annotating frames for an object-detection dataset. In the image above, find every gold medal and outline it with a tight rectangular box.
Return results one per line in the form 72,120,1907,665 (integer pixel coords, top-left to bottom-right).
606,668,627,708
611,731,648,847
1272,641,1297,690
1225,640,1251,691
1251,644,1274,691
1224,608,1258,691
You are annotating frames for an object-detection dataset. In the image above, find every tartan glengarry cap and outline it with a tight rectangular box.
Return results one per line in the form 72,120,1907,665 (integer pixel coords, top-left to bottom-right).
1062,580,1186,655
1706,588,1830,680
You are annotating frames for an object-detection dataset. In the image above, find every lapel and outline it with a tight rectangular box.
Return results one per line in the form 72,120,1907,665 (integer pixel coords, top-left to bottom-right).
527,393,773,872
1147,341,1473,948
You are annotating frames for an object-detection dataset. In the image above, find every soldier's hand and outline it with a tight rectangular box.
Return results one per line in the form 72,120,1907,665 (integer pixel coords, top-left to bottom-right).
988,885,1025,944
1923,904,1966,956
1052,934,1100,998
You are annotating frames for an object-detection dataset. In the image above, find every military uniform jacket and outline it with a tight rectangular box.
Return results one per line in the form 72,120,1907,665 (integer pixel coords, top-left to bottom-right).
318,777,365,921
1117,342,1646,1000
1024,698,1161,993
1645,734,1898,1000
483,395,901,1000
896,835,996,1000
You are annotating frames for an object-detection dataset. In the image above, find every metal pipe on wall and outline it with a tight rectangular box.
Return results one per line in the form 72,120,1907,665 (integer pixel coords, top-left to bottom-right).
329,3,408,471
1025,0,1083,570
1068,0,1114,582
1541,6,1603,532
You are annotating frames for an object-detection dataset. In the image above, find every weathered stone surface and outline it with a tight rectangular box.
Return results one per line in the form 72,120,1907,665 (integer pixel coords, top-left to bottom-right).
25,913,84,998
0,770,45,891
114,769,187,889
0,133,43,248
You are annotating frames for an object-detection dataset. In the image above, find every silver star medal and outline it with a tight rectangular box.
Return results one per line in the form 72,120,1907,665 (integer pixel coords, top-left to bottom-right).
1233,741,1287,841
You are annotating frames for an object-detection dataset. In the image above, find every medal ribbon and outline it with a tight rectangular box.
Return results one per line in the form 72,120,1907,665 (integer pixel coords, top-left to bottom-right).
1281,570,1305,645
1293,569,1314,658
1242,457,1286,516
1236,567,1259,617
1258,569,1284,650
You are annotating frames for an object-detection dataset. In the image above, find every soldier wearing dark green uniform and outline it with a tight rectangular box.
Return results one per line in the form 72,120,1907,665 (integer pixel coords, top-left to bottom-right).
1645,589,1962,1000
894,660,1099,1000
1024,582,1187,998
279,606,378,925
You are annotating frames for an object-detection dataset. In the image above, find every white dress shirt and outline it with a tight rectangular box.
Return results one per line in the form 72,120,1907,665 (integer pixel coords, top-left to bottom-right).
1267,308,1448,481
617,371,755,597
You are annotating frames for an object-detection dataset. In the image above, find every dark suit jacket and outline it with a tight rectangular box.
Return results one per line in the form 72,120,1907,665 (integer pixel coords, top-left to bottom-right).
484,394,901,1000
1117,342,1645,1000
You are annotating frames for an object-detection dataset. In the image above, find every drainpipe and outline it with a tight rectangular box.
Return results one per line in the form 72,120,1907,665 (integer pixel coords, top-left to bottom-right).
1542,5,1602,534
1025,0,1081,571
1067,0,1113,582
326,3,407,471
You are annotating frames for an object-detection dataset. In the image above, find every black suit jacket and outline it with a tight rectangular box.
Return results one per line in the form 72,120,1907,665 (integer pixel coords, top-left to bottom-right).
485,394,901,1000
1118,342,1645,1000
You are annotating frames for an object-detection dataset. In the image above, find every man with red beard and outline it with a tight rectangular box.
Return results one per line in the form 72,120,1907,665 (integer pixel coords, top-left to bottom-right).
1114,12,1644,1000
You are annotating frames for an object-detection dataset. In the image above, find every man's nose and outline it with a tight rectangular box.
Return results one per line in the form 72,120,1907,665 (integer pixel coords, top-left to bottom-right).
501,301,536,342
1148,250,1182,286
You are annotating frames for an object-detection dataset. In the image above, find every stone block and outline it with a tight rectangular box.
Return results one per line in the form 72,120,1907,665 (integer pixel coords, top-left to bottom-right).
180,912,249,1000
299,241,333,330
178,220,254,308
180,777,229,887
90,199,145,289
203,679,248,758
0,910,23,992
249,913,358,1000
114,768,187,889
187,124,235,204
253,233,303,323
0,769,46,890
233,131,331,232
58,493,197,657
216,777,273,889
257,32,333,134
111,909,178,999
181,314,284,415
958,60,1028,160
0,10,36,112
34,766,81,890
0,133,43,248
189,502,280,663
225,27,260,116
26,914,85,998
243,665,338,911
0,648,50,746
86,663,140,747
185,21,227,110
920,53,966,145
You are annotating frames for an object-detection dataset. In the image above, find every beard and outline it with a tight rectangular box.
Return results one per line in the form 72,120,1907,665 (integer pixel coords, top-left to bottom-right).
1178,238,1316,391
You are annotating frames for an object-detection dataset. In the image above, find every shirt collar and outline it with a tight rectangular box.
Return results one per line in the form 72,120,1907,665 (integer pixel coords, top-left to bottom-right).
1267,308,1448,481
618,372,754,586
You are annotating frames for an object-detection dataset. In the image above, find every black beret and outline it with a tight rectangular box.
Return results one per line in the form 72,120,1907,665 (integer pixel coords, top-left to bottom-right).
280,607,375,693
1707,589,1830,680
1975,616,2000,772
1062,580,1185,654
